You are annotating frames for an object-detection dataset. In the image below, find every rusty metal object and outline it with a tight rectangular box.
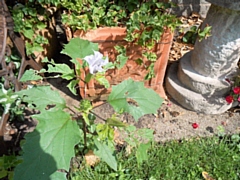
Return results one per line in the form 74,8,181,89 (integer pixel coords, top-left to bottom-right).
0,0,42,155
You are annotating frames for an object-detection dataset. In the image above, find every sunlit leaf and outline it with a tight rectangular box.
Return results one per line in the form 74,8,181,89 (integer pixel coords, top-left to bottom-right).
61,38,98,60
16,86,66,111
95,74,110,88
46,64,75,80
13,110,81,180
20,69,43,82
107,78,163,120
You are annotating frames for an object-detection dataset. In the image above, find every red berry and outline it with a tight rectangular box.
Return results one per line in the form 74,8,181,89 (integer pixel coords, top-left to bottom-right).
225,95,234,104
192,123,199,129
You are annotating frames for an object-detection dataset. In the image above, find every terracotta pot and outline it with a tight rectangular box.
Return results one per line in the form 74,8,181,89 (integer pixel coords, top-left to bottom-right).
73,27,173,102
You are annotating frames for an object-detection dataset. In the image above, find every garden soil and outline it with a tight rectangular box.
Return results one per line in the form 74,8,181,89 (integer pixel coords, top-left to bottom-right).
47,71,240,144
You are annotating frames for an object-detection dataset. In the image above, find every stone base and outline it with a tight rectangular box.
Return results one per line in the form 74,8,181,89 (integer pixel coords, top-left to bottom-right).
165,61,233,114
178,52,230,96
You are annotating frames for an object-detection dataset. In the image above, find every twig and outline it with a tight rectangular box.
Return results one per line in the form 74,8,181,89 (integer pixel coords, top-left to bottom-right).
89,110,106,122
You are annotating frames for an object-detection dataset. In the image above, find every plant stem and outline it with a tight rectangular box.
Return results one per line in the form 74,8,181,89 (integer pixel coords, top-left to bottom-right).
82,118,87,150
89,110,106,122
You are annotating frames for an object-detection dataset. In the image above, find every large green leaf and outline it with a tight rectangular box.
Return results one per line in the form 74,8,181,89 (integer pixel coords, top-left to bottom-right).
107,78,163,120
13,110,82,180
46,63,75,80
49,171,67,179
20,69,43,82
61,38,99,60
94,139,117,171
16,86,66,111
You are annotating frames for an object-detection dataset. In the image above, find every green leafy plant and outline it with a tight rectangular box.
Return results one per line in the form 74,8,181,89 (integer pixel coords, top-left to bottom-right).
230,134,240,151
0,84,24,121
55,0,181,79
10,0,180,79
10,0,181,80
11,2,49,56
182,25,212,44
0,155,22,180
9,38,163,179
72,136,240,179
10,0,181,81
124,125,154,165
12,81,162,179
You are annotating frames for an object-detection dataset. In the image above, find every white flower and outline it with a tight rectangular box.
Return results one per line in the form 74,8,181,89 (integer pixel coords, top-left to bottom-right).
83,51,109,74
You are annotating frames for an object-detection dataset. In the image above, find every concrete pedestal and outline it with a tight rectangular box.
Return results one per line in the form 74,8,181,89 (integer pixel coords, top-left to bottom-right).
166,1,240,114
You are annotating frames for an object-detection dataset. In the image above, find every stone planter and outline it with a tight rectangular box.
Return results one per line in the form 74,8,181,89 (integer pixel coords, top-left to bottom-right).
73,27,173,102
166,0,240,114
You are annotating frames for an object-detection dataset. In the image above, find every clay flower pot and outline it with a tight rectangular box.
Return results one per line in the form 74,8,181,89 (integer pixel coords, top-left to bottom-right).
73,27,173,102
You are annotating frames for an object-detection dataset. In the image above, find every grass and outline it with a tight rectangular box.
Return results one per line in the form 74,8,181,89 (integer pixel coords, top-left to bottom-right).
70,135,240,180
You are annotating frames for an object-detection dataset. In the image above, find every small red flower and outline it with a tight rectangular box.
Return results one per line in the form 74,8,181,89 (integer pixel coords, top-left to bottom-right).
233,87,240,94
192,123,199,129
225,95,234,104
238,96,240,102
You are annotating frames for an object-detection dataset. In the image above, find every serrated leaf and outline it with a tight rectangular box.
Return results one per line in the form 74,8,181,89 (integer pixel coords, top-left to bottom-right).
107,79,163,120
31,44,44,53
20,69,43,82
104,62,115,70
13,110,81,180
61,38,98,60
94,139,117,171
16,86,66,111
46,64,75,80
126,125,137,132
95,74,110,88
137,128,154,140
96,124,114,141
36,22,47,30
23,28,34,39
49,171,67,179
116,54,128,69
136,142,151,165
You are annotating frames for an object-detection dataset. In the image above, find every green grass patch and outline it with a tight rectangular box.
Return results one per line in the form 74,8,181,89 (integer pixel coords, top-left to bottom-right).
70,135,240,180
